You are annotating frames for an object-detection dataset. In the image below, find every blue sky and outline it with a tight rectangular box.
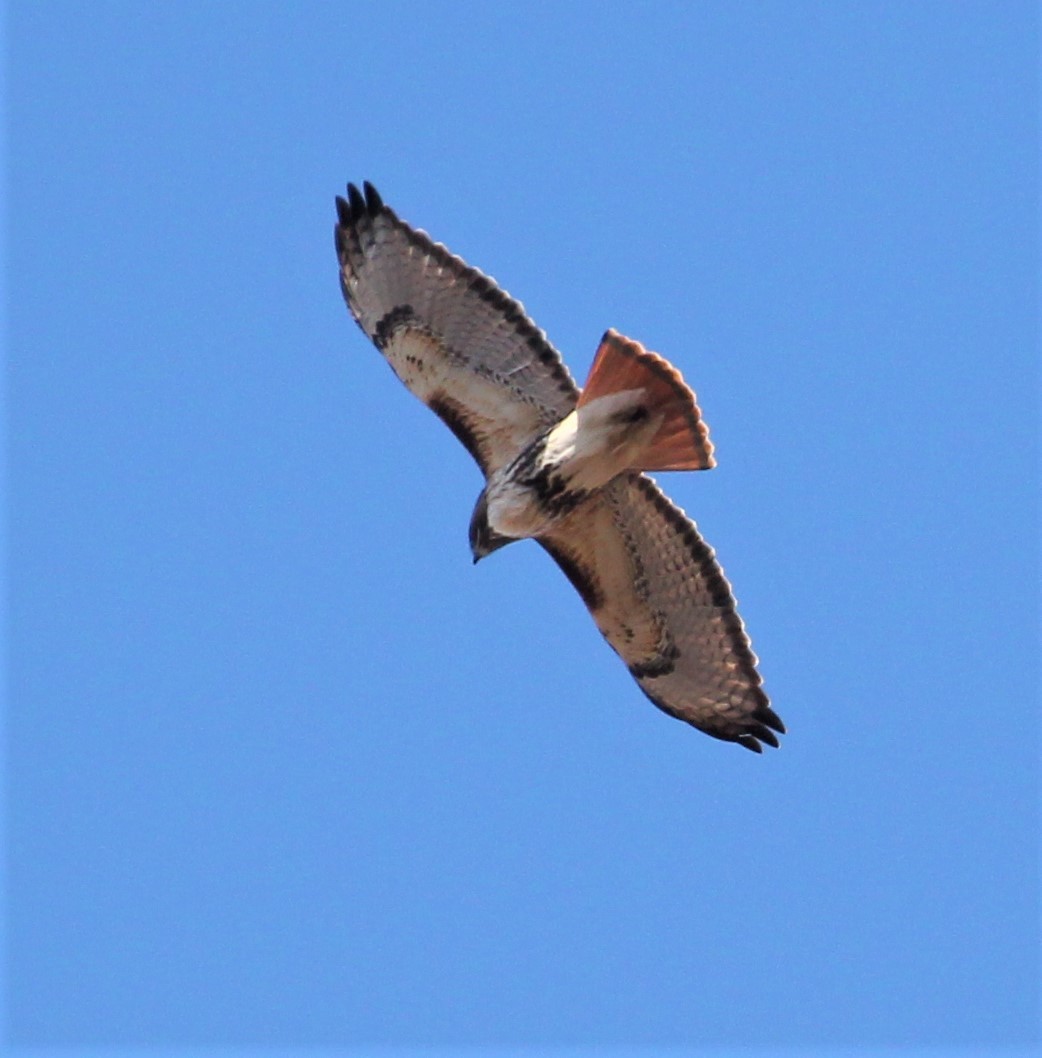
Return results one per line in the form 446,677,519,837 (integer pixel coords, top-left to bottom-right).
5,1,1039,1053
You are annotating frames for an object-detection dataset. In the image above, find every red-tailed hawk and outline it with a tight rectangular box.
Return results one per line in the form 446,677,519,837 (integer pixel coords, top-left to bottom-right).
336,182,784,752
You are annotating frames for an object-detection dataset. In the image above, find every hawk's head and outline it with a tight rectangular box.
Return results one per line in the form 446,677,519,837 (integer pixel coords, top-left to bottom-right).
469,490,514,564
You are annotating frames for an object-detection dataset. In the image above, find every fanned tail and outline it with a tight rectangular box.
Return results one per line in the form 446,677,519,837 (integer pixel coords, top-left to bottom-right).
578,329,715,472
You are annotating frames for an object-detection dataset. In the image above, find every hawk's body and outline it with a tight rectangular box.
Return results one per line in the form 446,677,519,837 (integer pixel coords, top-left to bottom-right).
336,182,784,752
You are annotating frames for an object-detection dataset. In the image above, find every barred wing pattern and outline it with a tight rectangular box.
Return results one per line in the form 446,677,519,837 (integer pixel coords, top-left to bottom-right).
336,183,578,476
540,473,782,751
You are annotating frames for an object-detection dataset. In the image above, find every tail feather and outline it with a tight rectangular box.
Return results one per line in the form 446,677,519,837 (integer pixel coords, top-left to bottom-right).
579,329,715,472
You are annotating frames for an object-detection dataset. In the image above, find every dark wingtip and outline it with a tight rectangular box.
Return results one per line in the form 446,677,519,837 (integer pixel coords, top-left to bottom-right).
363,181,383,212
736,735,764,753
346,182,366,220
748,723,780,749
755,703,786,735
338,182,384,227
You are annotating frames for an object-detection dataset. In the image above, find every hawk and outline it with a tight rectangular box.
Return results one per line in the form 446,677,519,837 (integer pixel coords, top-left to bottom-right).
335,182,784,752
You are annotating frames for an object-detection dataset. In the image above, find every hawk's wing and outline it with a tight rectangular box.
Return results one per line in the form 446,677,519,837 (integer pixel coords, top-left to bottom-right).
336,182,578,476
539,473,783,751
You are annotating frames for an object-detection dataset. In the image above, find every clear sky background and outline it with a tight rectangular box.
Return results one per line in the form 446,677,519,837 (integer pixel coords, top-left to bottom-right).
5,1,1039,1054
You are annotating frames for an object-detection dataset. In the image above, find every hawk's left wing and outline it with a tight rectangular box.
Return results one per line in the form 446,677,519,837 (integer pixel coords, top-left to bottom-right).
539,473,783,751
336,182,578,476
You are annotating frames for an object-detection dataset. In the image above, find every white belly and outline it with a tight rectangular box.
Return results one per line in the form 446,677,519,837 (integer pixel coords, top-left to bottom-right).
484,393,661,540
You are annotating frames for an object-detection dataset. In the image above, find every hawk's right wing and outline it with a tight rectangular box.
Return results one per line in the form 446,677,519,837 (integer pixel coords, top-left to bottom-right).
539,472,783,751
336,182,579,477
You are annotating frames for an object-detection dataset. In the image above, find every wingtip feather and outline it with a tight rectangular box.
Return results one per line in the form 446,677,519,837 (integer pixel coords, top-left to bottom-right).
754,703,785,735
749,723,780,749
338,182,387,231
363,181,384,212
736,735,764,753
346,182,366,220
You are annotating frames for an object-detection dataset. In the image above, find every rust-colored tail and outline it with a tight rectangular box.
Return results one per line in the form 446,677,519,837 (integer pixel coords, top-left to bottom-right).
578,329,715,472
